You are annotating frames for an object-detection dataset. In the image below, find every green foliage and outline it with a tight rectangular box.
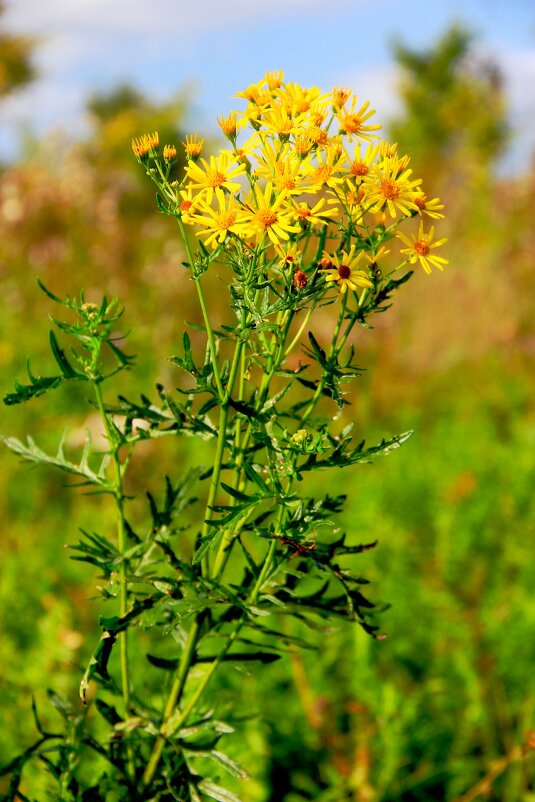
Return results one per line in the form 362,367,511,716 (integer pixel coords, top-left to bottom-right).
0,1,36,100
389,25,509,185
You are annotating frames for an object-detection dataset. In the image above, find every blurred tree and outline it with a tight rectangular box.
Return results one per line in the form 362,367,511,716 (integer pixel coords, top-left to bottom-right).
0,0,36,98
389,26,509,191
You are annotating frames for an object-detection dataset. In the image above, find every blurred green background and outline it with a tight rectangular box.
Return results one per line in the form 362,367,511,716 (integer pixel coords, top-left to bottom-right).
1,6,535,801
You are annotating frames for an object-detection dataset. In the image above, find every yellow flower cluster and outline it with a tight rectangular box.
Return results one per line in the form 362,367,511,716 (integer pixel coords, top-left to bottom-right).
133,72,448,288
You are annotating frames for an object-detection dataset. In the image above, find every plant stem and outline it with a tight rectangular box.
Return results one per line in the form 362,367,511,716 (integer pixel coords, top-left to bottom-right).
177,216,225,400
93,379,134,780
141,616,202,786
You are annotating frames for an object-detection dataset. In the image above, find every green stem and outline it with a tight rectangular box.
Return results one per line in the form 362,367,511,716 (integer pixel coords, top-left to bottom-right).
177,216,225,401
93,379,134,779
141,616,202,786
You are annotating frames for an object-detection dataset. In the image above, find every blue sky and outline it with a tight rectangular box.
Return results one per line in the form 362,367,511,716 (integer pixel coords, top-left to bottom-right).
2,0,535,169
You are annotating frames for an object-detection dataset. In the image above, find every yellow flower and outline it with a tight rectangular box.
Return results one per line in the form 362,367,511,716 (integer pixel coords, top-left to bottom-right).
163,144,177,161
260,105,304,141
293,198,339,227
132,132,159,159
293,134,314,158
362,155,422,218
274,241,302,270
255,141,309,195
178,186,202,224
414,194,445,219
332,86,352,110
185,153,246,205
263,70,285,91
192,189,249,249
337,97,381,141
346,143,380,183
182,134,204,160
277,82,327,116
240,182,300,246
397,221,448,274
305,148,347,191
320,247,374,294
217,112,239,142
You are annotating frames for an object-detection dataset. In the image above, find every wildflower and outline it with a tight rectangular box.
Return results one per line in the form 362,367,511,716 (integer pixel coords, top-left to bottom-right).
260,105,302,140
347,143,380,183
293,134,314,158
263,70,285,91
293,269,308,289
163,144,177,162
217,112,239,143
293,198,338,227
397,221,448,274
337,97,381,142
240,182,299,247
306,148,347,191
192,189,248,249
414,194,445,219
182,134,204,160
332,86,352,110
362,155,422,218
185,153,246,205
320,246,374,294
292,428,309,445
132,132,159,159
268,154,309,196
278,82,327,116
275,241,302,269
178,186,201,224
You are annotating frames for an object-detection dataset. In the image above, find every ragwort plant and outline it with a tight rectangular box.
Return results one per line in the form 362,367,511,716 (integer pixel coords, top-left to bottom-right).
1,72,447,801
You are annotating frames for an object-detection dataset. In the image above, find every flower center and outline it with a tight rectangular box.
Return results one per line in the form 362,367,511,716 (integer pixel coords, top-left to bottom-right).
343,114,363,134
351,161,368,177
180,200,193,212
296,205,311,220
380,179,401,200
338,264,351,279
207,170,227,188
217,212,236,230
414,240,430,256
257,210,278,227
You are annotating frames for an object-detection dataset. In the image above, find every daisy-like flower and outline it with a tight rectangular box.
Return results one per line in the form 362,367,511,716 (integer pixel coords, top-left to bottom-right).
185,153,246,205
274,241,302,270
192,189,249,249
397,221,448,274
255,141,310,196
182,134,204,160
260,105,304,140
413,194,445,219
346,143,380,184
262,70,285,91
217,112,239,143
163,144,177,162
306,148,347,191
362,155,422,218
332,86,352,110
240,182,300,247
277,82,328,116
320,246,374,294
132,131,159,159
337,97,381,142
293,198,339,227
178,186,202,224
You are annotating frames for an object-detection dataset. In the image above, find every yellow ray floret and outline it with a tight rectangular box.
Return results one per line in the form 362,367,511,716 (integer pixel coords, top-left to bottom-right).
185,153,246,205
240,182,300,247
397,221,448,274
320,246,374,294
192,189,249,249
